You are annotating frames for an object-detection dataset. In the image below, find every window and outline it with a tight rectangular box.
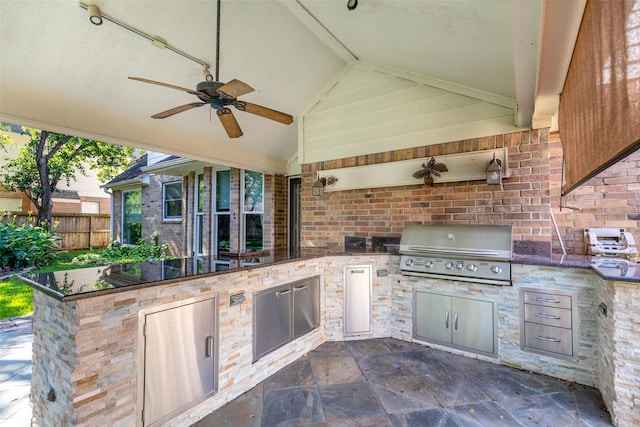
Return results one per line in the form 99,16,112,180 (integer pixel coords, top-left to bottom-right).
122,190,142,245
242,170,263,251
81,201,99,214
163,181,182,220
194,173,204,255
214,170,230,254
0,197,22,212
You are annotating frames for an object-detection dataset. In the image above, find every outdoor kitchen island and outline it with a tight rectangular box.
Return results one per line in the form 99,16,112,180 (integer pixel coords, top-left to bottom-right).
19,251,640,427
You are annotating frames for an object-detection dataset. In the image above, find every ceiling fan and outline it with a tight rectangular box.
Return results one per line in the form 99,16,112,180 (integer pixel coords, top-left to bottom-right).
128,0,293,138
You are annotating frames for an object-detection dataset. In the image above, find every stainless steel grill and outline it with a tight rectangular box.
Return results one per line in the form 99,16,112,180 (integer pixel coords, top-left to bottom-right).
399,224,513,285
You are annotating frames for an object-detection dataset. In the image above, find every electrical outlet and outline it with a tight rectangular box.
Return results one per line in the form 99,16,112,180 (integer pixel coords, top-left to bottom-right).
598,302,607,317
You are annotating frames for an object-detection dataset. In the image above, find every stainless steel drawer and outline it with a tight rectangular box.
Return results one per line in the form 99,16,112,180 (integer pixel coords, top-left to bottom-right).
523,291,572,309
524,323,573,356
523,304,572,328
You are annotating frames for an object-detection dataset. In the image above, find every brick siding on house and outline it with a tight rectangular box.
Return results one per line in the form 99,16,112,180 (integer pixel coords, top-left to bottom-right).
300,128,640,255
141,174,184,258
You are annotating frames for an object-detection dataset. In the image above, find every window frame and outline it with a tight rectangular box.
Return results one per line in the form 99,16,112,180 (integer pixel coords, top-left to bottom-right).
121,189,142,246
241,170,264,252
162,180,183,221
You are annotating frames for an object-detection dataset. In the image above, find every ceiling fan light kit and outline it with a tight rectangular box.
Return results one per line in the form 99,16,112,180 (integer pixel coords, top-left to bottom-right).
126,0,293,138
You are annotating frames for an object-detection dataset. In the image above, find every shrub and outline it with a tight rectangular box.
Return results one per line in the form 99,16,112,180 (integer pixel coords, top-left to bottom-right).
0,213,59,269
71,231,169,266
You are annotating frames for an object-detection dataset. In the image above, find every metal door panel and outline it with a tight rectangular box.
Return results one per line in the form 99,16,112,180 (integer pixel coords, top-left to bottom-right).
143,298,215,426
452,297,494,354
414,291,451,344
344,266,372,335
293,277,320,339
254,285,292,361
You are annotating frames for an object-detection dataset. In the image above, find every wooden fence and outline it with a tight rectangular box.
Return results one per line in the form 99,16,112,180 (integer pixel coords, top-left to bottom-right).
5,213,111,250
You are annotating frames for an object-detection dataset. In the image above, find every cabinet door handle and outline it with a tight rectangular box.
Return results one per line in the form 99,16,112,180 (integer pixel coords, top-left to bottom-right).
535,313,561,320
445,311,449,329
535,297,561,303
276,289,291,296
454,313,459,330
293,285,307,292
205,335,214,358
536,335,561,343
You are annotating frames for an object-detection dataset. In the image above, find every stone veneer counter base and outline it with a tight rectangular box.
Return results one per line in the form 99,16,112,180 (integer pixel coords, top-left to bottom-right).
20,253,639,426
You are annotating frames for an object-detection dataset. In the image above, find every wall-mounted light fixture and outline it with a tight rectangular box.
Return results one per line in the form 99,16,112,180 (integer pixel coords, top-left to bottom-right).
312,174,338,196
486,153,503,185
78,2,210,70
347,0,358,10
87,4,103,25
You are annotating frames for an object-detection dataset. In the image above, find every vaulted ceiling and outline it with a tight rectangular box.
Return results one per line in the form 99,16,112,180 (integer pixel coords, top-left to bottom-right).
0,0,585,174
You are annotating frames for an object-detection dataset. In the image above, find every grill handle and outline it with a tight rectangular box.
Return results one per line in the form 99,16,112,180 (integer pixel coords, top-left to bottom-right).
404,246,503,258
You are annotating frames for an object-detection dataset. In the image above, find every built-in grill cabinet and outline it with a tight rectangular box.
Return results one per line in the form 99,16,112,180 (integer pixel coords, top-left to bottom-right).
141,296,218,427
253,276,320,362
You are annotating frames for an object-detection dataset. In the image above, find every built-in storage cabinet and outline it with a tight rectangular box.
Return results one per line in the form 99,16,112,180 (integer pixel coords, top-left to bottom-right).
520,288,578,361
141,296,217,427
344,265,372,336
253,276,320,361
414,290,496,357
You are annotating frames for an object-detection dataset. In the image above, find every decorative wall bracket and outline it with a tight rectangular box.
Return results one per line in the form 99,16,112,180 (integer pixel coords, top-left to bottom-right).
412,157,448,186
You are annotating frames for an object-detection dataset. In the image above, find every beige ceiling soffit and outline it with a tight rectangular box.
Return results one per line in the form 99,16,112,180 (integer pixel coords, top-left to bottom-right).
361,61,518,112
0,113,288,175
533,0,587,132
510,0,541,127
280,0,358,63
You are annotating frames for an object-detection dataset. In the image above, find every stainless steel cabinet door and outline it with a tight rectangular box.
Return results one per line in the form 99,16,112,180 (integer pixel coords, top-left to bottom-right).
344,266,372,335
293,277,320,339
143,298,216,426
414,291,451,344
254,285,292,361
452,297,494,354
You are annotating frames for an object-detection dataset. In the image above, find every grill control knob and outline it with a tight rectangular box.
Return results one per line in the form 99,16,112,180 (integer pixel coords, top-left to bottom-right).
456,262,464,270
490,265,503,274
405,259,414,266
467,264,477,272
445,262,454,270
425,260,434,268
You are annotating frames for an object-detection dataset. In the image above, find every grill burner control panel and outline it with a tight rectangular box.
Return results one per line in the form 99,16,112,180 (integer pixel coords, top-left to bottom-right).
400,255,511,285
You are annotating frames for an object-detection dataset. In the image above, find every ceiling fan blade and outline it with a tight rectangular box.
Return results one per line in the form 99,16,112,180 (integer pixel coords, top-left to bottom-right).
237,102,293,125
151,102,206,119
129,77,204,98
217,109,243,138
217,79,255,98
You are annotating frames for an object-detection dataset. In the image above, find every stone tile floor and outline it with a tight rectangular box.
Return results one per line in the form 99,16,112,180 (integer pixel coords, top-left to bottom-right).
0,315,32,427
195,338,612,427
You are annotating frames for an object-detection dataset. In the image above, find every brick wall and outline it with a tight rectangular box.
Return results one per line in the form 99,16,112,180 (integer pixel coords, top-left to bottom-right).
141,174,185,258
300,129,640,255
549,132,640,254
301,129,553,251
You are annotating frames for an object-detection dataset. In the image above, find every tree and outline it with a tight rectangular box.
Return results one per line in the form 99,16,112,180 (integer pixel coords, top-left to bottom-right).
1,125,137,227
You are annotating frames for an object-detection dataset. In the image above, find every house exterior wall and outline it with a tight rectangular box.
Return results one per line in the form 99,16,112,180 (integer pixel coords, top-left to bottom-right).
300,128,640,255
111,174,184,258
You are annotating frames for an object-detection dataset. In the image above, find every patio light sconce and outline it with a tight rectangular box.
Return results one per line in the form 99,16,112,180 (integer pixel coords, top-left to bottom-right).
87,4,102,25
486,153,503,185
312,174,338,196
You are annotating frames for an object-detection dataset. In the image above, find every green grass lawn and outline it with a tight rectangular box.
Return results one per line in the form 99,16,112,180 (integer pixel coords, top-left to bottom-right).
0,277,33,319
0,249,105,320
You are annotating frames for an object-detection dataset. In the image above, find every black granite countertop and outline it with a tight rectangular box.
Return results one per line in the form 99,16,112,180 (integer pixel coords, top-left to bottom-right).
513,253,640,283
18,249,639,301
16,248,390,301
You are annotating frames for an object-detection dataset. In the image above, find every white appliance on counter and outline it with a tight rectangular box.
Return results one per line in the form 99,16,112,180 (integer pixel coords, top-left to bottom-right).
584,228,638,260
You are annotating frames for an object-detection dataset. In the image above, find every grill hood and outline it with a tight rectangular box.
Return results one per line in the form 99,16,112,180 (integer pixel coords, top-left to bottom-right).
400,224,513,261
